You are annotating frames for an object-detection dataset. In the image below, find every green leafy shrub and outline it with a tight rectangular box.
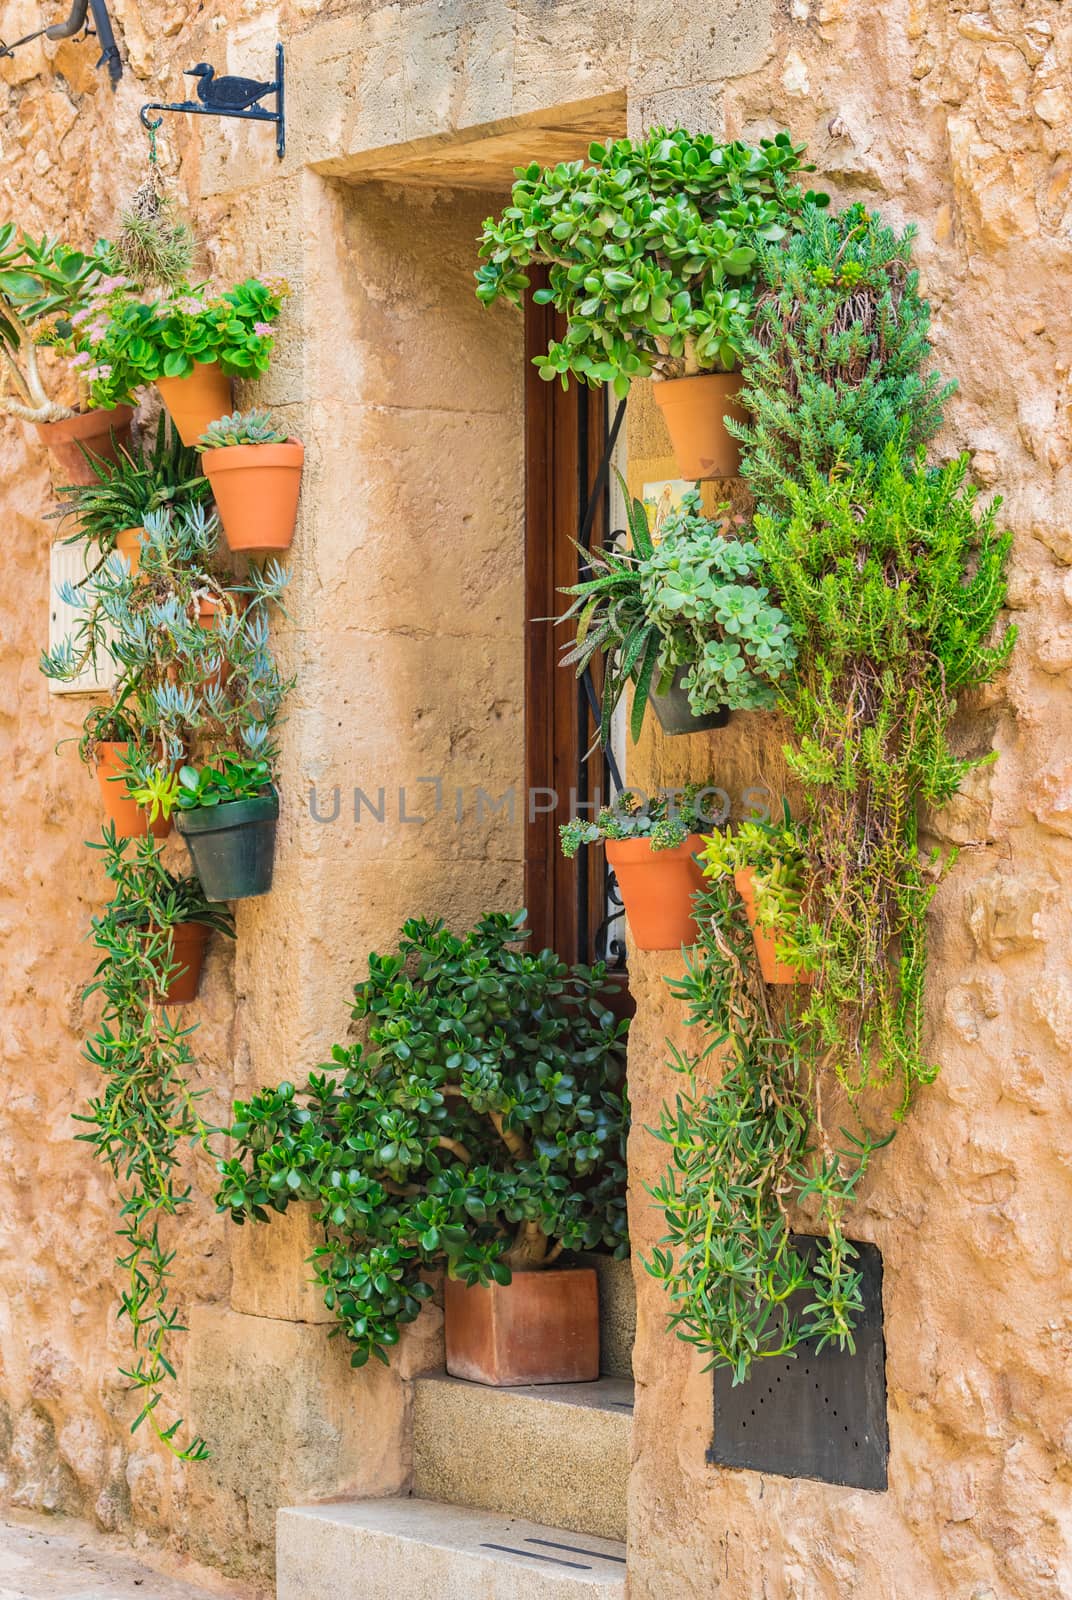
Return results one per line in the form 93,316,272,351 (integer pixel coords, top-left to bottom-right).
199,408,288,448
0,225,115,421
216,913,629,1367
560,784,718,858
75,276,287,409
731,202,954,513
477,129,827,396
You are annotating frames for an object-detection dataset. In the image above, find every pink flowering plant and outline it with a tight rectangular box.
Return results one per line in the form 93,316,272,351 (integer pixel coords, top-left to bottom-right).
76,277,288,409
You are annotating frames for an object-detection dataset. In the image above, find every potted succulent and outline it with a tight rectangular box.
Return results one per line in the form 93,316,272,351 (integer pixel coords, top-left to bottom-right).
215,912,629,1383
700,809,815,984
477,129,826,478
75,276,288,445
561,787,717,951
51,414,207,575
75,705,172,841
198,409,304,552
87,829,235,1006
559,477,795,743
171,755,279,901
0,226,134,481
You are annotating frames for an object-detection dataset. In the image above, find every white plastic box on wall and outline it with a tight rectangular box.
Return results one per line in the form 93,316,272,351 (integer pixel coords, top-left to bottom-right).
47,539,116,697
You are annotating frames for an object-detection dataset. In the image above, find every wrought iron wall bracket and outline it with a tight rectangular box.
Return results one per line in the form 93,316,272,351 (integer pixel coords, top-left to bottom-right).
140,42,285,160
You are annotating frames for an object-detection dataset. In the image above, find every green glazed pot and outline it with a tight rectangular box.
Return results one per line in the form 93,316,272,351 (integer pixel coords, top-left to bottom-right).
176,792,279,900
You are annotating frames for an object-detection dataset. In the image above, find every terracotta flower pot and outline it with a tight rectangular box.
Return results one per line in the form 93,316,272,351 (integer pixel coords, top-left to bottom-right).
734,866,813,985
444,1267,599,1386
652,372,747,480
94,742,172,840
153,921,210,1004
114,525,145,575
35,406,134,486
155,362,233,447
202,439,304,552
605,834,706,952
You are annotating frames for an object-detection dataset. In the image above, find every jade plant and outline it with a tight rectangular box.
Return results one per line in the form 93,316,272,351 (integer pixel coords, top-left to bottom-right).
559,475,794,743
74,276,287,410
0,226,115,421
476,128,827,395
560,785,718,858
216,912,629,1368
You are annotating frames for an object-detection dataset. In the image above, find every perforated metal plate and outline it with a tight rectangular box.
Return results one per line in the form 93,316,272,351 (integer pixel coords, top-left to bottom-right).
709,1237,888,1491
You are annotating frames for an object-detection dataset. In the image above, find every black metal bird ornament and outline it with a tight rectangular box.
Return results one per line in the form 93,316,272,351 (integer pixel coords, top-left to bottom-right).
184,62,276,112
140,43,286,159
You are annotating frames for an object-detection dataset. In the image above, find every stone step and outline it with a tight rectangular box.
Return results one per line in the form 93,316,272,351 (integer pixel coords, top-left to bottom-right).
276,1496,626,1599
412,1373,632,1542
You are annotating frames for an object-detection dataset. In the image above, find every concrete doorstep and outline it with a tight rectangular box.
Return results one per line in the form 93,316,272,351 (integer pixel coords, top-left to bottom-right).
0,1512,245,1600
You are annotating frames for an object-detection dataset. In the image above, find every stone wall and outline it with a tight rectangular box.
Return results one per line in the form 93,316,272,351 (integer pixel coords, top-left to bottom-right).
1,0,1071,1594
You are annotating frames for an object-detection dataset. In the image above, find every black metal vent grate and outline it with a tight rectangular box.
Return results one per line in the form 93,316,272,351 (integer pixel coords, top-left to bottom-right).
709,1237,889,1492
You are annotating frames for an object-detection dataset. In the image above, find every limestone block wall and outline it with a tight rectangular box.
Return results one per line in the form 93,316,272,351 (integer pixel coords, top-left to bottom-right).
0,0,1070,1594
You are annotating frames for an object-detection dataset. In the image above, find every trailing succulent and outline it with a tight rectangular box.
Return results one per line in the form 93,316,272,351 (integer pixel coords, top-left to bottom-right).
477,128,827,395
216,913,629,1368
646,202,1015,1381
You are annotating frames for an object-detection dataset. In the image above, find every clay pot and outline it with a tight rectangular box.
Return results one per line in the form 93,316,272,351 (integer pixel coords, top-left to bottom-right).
605,834,706,952
734,866,813,986
153,921,210,1004
114,526,145,575
202,439,304,552
35,406,134,486
651,373,747,480
155,362,232,447
94,742,172,840
176,793,278,900
649,665,729,736
444,1268,599,1386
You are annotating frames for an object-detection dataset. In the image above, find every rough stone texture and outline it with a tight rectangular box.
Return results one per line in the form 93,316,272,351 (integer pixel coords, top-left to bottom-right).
412,1374,632,1541
1,0,1071,1594
0,1509,243,1599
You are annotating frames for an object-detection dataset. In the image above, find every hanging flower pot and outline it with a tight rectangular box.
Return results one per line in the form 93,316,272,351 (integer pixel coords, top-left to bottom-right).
94,743,172,841
154,362,233,447
35,406,134,486
649,666,730,736
201,437,304,552
444,1267,599,1386
176,792,279,900
114,526,145,575
154,922,211,1004
605,834,706,951
733,867,813,986
651,373,747,480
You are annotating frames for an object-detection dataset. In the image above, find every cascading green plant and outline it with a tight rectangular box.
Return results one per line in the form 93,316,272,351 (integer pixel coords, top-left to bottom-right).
646,205,1016,1382
216,913,629,1368
476,129,827,395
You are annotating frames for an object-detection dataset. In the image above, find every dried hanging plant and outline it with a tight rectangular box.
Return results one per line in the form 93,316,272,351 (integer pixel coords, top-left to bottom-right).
107,167,196,290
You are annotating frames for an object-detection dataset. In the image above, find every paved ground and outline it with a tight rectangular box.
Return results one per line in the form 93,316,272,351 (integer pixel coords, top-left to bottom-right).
0,1514,246,1600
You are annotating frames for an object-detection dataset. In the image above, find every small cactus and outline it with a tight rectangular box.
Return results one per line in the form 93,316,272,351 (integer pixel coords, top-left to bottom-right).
199,408,288,449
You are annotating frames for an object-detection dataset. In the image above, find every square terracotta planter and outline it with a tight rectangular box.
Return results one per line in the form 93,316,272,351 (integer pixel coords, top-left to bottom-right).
444,1267,599,1386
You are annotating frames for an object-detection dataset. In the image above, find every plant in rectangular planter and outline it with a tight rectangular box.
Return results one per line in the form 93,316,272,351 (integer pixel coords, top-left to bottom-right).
558,474,794,745
0,225,136,476
476,128,827,477
216,912,629,1383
